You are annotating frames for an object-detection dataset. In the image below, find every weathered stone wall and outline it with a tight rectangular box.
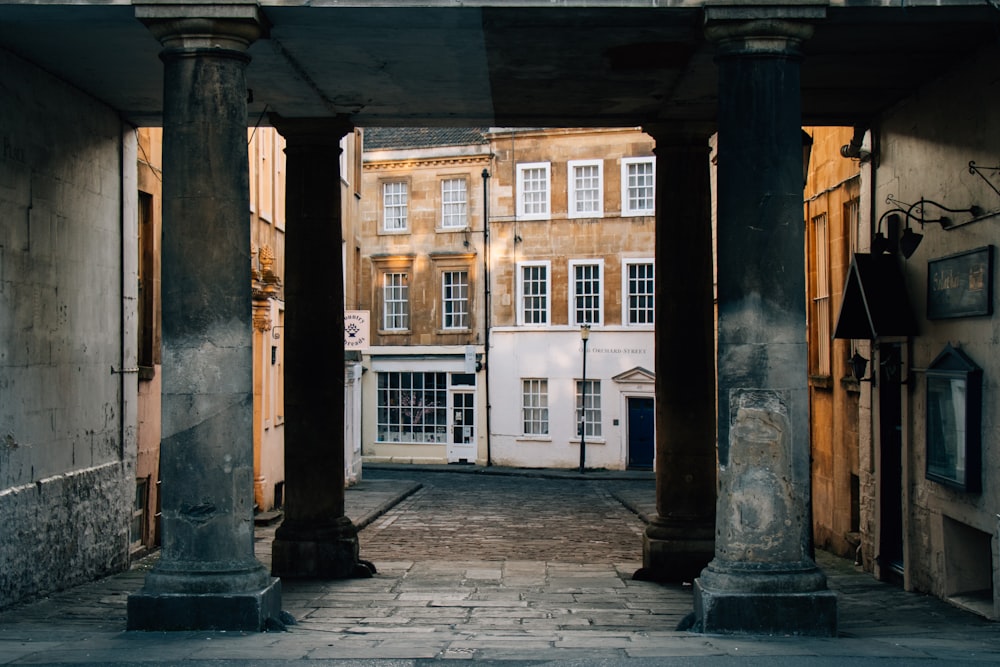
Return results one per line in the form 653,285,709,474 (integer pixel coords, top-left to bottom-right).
876,40,1000,617
0,48,134,608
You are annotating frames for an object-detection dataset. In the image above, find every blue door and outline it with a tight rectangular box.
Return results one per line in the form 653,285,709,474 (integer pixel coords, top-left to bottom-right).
627,397,655,470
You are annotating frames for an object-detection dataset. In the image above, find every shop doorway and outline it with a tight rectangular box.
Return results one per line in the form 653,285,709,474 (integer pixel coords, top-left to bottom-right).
448,390,476,463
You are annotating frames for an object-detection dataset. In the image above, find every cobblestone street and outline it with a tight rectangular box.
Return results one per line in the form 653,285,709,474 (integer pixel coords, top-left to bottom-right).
358,469,649,563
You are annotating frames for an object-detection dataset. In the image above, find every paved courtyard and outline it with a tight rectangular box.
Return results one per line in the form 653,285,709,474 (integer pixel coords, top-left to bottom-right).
1,466,999,665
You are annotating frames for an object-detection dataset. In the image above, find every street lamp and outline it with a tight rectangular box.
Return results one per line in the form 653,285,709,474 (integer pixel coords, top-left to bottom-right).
579,324,591,473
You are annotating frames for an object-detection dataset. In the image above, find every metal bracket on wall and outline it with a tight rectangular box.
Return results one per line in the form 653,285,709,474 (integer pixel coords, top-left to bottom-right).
968,161,1000,199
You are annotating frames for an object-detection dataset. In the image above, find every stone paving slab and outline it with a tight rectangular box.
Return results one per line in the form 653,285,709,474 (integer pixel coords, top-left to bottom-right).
1,467,999,665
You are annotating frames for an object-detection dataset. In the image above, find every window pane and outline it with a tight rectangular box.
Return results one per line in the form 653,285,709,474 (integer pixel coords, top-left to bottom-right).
521,167,548,216
625,161,654,214
383,182,408,231
441,179,468,228
522,378,549,435
813,214,831,375
383,272,409,330
573,263,601,325
627,262,655,325
520,264,548,324
573,164,601,214
443,270,469,329
575,380,602,438
377,372,448,443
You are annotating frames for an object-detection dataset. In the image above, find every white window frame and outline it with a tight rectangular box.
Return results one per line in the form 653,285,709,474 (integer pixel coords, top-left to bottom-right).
575,379,602,438
521,378,549,436
622,259,655,327
621,156,656,217
516,162,551,221
442,270,470,330
382,271,409,331
441,178,468,229
569,259,604,327
516,260,551,326
568,159,604,218
382,181,409,232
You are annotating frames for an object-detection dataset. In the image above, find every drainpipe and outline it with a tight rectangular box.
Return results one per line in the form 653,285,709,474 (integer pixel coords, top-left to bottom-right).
482,167,492,467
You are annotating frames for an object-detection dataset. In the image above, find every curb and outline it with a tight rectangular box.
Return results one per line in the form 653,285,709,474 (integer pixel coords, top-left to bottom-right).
353,481,423,531
364,462,655,482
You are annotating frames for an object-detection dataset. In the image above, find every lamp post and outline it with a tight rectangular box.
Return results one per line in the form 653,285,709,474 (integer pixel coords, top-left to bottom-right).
579,324,591,473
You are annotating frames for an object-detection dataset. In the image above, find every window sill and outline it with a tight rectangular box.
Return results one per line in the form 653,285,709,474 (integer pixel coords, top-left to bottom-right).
809,374,833,390
379,329,412,336
376,440,447,446
516,436,552,443
437,328,472,335
572,438,606,446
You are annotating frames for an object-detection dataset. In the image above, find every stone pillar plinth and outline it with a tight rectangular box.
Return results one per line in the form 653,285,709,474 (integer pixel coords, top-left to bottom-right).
636,128,716,583
695,16,837,636
127,6,281,632
268,116,373,579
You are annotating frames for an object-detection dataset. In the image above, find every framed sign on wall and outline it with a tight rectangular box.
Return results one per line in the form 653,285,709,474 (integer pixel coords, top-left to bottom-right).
927,245,993,319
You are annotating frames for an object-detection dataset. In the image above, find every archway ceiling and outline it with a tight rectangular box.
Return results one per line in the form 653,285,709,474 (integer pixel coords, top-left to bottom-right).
0,3,997,129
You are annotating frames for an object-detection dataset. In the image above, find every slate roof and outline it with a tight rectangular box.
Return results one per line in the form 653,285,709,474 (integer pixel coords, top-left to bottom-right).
363,127,489,151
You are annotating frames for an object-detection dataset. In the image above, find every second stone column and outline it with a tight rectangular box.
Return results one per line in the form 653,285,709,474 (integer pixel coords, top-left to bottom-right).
269,116,374,580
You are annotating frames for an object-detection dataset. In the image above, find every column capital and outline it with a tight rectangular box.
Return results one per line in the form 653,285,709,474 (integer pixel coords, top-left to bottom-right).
705,12,821,58
136,3,268,53
641,123,714,148
269,114,355,149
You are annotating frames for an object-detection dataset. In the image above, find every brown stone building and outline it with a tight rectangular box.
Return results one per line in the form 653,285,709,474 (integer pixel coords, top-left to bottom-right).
359,127,656,470
359,128,491,464
803,126,863,560
487,128,656,470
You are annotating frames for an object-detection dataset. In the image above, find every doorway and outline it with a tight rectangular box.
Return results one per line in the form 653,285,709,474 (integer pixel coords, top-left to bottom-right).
448,390,476,463
878,342,904,581
627,397,655,470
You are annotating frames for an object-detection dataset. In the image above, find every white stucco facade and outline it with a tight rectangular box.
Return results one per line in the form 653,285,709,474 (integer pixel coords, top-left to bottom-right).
489,327,654,470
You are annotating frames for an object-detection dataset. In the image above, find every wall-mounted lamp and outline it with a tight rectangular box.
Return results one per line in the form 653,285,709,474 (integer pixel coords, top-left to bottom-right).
874,196,983,259
849,352,874,384
272,325,284,340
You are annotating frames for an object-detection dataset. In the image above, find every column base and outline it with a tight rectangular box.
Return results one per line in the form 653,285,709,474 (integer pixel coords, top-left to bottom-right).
127,577,282,631
694,576,837,636
271,516,376,579
635,518,714,583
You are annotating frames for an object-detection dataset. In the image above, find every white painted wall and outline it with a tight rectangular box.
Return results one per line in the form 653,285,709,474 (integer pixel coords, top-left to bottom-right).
489,327,653,469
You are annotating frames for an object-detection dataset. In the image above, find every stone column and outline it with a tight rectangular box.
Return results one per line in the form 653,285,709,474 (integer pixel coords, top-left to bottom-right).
635,127,717,583
268,116,374,579
127,5,281,632
695,16,837,636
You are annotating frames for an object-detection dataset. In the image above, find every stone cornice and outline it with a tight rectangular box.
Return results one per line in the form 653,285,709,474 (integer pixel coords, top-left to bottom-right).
364,155,491,172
